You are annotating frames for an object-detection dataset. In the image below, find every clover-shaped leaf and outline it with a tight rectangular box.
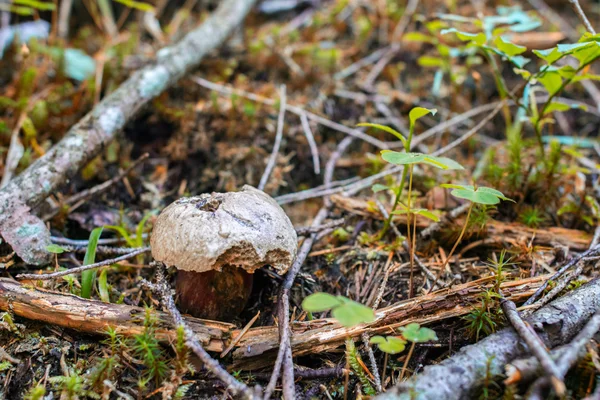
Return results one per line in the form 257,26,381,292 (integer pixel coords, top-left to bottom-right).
381,151,464,170
441,184,513,205
302,293,375,327
370,336,407,354
302,293,342,312
401,323,438,343
46,244,67,254
357,123,407,146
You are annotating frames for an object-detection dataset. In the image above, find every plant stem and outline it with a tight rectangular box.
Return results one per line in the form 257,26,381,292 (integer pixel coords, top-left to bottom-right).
380,115,417,237
400,342,416,380
428,203,473,293
406,165,414,298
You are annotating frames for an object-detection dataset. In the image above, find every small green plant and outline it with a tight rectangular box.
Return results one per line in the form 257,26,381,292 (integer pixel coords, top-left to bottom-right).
23,385,46,400
519,206,547,228
345,338,376,396
463,290,501,341
360,107,463,295
302,293,375,327
80,227,103,299
131,308,169,386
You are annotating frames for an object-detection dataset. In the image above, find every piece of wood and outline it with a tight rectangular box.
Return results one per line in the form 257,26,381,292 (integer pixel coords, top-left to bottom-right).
0,275,546,371
330,195,592,250
0,279,234,352
376,279,600,400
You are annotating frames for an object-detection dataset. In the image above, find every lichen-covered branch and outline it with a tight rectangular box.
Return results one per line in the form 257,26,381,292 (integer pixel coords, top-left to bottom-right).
376,279,600,400
0,0,257,265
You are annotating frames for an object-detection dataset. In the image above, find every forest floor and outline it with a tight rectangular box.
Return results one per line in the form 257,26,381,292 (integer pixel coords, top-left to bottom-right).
1,0,600,399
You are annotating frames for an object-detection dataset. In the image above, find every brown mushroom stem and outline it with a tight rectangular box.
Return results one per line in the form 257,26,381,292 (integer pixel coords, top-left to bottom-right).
176,266,253,320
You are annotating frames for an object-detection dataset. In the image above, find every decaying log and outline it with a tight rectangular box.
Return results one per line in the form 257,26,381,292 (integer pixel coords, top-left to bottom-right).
376,279,600,400
0,275,547,370
0,279,234,352
330,195,592,251
0,0,257,265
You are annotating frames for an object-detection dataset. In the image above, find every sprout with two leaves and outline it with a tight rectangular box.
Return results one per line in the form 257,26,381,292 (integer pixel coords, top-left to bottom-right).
371,323,438,380
359,107,463,296
430,184,514,290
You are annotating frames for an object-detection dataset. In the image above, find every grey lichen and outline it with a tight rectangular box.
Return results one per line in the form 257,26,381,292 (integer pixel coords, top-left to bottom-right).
151,185,297,274
138,66,170,99
98,107,125,136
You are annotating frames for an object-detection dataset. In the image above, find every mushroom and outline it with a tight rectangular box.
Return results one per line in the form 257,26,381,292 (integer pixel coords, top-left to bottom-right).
151,185,297,320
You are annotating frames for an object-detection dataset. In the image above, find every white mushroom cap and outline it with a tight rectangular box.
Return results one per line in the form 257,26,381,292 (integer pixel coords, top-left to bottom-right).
150,185,297,274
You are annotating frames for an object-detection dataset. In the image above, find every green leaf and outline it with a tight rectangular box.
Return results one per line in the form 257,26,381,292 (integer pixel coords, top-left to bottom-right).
494,37,526,56
357,123,407,146
332,298,376,327
372,184,389,193
98,269,110,303
444,185,512,205
441,28,486,46
418,56,445,68
112,0,155,12
533,47,563,64
414,209,441,222
46,244,66,254
105,225,136,247
537,71,563,96
423,155,464,170
544,101,574,114
441,183,472,190
302,293,342,312
401,323,438,343
404,32,434,43
381,151,426,166
370,336,407,354
409,107,437,128
81,227,103,299
572,42,600,66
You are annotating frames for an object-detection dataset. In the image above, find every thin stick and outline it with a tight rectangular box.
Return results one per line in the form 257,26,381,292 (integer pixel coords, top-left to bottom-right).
141,264,259,400
259,85,287,191
299,112,321,174
567,0,596,35
16,247,150,280
524,244,600,306
523,261,585,315
193,77,388,149
400,342,416,380
527,308,600,399
220,311,260,358
500,293,565,396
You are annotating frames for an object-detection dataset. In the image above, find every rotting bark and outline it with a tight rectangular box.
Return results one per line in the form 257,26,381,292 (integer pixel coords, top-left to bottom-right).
376,279,600,400
330,194,593,250
0,279,234,352
0,0,257,265
0,275,547,369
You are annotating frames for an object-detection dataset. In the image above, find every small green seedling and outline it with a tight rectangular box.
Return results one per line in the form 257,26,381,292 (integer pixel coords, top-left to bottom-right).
430,185,513,291
302,293,375,327
369,335,407,354
46,244,66,254
80,227,103,299
360,108,464,297
371,323,438,380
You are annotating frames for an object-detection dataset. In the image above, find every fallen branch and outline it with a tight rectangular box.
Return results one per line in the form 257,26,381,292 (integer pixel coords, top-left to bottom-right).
330,195,593,251
0,274,546,371
376,279,600,400
0,0,257,265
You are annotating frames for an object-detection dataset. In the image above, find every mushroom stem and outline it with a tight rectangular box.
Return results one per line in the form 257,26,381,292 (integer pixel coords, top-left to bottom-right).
175,266,253,320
